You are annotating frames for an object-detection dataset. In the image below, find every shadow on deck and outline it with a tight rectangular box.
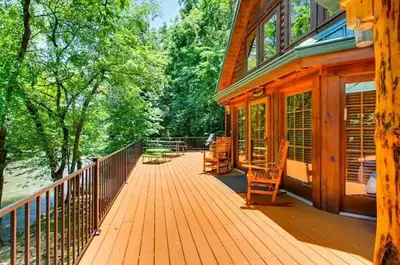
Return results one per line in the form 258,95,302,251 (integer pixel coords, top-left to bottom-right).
79,152,375,265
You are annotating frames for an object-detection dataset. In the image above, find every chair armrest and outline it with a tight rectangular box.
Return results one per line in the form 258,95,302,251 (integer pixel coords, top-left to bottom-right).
242,164,271,170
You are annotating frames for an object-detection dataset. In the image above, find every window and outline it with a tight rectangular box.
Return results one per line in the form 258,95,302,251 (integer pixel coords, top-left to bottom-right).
251,102,267,162
289,0,311,43
286,91,312,184
262,13,278,62
345,81,376,197
247,31,258,72
237,108,246,163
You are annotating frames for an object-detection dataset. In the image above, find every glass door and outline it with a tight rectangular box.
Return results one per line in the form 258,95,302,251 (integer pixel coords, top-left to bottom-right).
342,76,376,216
237,107,247,165
249,99,269,163
283,90,313,201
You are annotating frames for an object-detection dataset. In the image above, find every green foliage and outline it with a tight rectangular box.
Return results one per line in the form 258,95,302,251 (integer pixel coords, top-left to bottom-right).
0,0,236,203
1,0,167,181
159,0,235,136
290,0,311,42
263,14,277,60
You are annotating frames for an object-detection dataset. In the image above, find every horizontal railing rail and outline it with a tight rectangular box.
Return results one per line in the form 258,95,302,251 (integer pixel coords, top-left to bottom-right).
0,141,142,265
144,136,209,151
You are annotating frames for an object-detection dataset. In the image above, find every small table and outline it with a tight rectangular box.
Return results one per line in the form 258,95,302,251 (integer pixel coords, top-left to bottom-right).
147,140,185,156
143,148,172,163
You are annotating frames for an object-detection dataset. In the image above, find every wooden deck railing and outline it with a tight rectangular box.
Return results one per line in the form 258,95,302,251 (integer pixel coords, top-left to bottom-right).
0,141,142,265
144,136,209,151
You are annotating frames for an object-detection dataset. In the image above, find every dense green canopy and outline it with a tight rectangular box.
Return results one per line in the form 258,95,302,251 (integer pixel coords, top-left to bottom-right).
0,0,235,207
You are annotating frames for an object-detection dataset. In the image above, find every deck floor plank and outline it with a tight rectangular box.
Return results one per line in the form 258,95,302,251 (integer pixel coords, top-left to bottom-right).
176,157,287,265
173,156,251,265
174,158,276,265
138,162,156,265
163,158,202,265
170,158,234,265
123,161,151,265
107,165,145,265
79,153,374,265
91,165,141,265
79,165,140,265
181,153,350,265
167,160,219,265
154,162,170,265
159,161,186,265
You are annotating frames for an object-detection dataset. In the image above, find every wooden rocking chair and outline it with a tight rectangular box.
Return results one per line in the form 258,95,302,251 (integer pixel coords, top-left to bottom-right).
203,137,232,175
243,139,289,206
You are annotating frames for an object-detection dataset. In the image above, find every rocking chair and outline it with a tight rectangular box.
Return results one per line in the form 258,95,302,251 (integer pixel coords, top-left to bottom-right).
203,137,232,175
243,139,289,206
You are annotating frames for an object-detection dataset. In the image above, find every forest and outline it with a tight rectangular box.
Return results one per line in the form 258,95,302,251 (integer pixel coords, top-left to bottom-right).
0,0,235,209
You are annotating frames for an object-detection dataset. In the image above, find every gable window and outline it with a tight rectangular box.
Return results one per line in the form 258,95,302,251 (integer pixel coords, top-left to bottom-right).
247,30,258,72
289,0,311,43
262,12,278,62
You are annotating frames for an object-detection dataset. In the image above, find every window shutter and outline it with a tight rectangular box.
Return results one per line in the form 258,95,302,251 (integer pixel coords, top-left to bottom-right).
345,87,376,184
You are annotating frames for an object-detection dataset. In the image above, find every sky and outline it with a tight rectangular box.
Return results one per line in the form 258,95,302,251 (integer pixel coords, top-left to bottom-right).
150,0,181,29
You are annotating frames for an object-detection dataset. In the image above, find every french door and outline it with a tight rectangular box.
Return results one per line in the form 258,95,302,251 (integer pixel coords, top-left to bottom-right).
341,74,376,216
282,90,313,201
235,106,247,166
249,98,270,163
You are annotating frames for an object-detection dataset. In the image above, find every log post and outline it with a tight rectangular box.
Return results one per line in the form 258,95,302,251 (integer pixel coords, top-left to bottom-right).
372,1,400,264
340,0,400,263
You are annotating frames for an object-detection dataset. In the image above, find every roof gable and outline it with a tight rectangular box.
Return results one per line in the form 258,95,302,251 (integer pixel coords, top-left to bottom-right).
216,0,256,92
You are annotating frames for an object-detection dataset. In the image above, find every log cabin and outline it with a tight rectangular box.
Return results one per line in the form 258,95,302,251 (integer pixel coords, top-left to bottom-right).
216,0,376,217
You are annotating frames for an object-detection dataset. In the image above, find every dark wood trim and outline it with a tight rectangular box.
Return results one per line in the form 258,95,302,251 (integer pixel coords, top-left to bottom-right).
311,0,318,30
282,177,313,202
246,0,282,36
341,196,377,217
283,0,289,48
232,106,239,167
311,74,322,209
276,5,282,55
317,5,325,26
301,48,375,68
327,59,375,77
320,73,341,214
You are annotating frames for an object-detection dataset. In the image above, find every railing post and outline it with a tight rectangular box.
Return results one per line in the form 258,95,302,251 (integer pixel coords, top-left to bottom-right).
93,157,100,231
125,147,128,184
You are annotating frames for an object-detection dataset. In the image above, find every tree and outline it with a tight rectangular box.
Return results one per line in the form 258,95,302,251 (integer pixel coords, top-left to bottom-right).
159,0,235,137
17,0,164,180
0,0,166,202
0,0,32,209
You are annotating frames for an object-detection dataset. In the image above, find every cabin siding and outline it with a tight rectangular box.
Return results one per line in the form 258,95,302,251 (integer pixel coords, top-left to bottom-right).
232,44,246,84
219,0,377,218
227,58,376,217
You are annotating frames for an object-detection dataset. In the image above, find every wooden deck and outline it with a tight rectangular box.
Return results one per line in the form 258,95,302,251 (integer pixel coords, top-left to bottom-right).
79,153,374,265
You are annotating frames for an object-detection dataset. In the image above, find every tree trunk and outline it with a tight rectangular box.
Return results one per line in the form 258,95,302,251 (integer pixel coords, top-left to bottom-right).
373,1,400,264
25,99,60,179
70,75,103,172
0,0,32,210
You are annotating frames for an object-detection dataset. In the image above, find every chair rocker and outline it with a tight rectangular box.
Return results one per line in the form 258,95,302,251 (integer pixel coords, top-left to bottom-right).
203,137,232,175
243,139,289,206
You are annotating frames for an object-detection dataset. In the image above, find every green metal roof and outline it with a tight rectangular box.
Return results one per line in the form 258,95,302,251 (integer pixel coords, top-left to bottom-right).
215,18,357,102
215,35,356,102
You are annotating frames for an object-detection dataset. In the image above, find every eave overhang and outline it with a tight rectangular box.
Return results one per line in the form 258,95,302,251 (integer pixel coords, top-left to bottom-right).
215,36,357,104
